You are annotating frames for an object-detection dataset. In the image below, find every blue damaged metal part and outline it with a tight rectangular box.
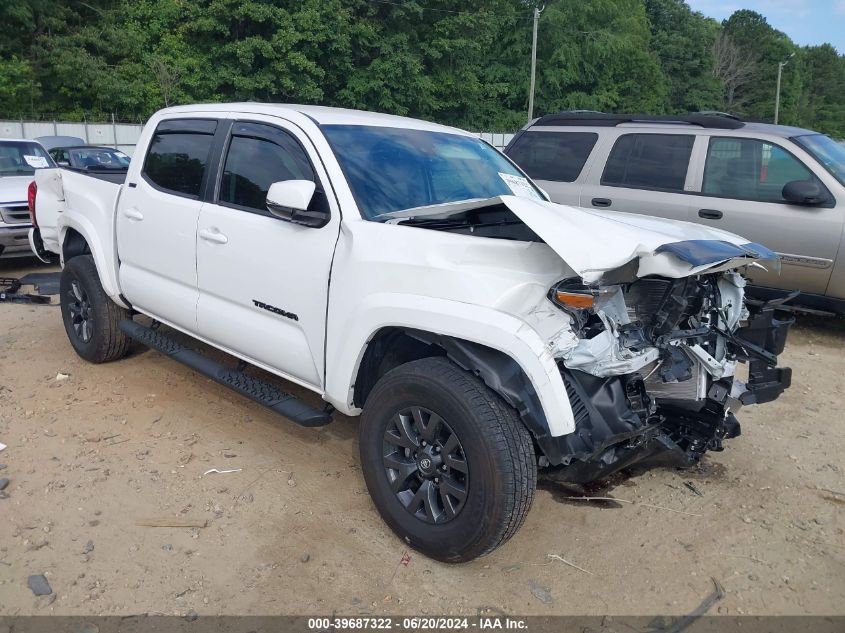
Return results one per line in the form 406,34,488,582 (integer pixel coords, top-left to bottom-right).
654,240,778,267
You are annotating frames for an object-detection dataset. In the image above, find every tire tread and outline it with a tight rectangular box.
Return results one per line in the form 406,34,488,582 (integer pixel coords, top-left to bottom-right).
362,356,536,561
61,255,131,363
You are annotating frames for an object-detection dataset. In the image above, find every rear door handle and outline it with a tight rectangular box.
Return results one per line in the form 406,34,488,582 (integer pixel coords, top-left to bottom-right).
698,209,723,220
198,228,228,245
591,197,612,208
122,208,144,221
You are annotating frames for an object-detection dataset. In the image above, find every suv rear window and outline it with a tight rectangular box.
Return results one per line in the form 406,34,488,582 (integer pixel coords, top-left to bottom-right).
601,133,694,192
506,131,598,182
142,119,217,198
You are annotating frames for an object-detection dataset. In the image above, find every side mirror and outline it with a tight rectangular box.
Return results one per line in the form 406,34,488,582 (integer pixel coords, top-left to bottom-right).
265,180,328,228
782,180,827,206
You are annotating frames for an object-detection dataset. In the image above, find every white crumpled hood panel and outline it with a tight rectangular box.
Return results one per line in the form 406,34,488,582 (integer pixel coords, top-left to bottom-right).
499,195,766,283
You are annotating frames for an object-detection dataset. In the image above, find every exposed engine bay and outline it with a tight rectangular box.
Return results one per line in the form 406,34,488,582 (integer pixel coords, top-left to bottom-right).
544,270,793,483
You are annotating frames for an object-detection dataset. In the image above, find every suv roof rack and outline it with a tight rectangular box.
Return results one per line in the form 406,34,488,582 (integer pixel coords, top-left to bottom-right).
533,111,746,130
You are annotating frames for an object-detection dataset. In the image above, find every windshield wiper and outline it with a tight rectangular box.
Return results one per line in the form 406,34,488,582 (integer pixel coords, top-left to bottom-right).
398,216,523,231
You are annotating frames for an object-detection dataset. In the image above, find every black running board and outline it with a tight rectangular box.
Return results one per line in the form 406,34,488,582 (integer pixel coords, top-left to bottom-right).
119,319,332,427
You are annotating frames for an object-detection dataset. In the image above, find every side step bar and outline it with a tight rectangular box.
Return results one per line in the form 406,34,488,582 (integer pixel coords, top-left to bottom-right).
119,319,332,427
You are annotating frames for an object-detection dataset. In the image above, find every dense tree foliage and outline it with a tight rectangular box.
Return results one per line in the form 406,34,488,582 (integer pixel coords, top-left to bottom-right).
1,1,843,136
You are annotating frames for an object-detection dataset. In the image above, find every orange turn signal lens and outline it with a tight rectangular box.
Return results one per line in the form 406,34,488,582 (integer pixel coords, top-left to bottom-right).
554,291,594,310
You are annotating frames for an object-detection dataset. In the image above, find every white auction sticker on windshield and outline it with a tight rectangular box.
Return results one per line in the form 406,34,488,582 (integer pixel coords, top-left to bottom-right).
499,172,542,200
23,155,49,168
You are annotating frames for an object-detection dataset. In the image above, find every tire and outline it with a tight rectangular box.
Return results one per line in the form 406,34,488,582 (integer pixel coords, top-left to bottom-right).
359,356,536,563
59,255,132,363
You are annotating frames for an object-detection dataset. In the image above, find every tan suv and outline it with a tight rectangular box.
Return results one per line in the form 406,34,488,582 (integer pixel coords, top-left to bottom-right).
505,113,845,314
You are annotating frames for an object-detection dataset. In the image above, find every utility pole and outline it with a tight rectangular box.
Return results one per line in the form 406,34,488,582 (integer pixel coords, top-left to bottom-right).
774,52,795,125
527,5,544,121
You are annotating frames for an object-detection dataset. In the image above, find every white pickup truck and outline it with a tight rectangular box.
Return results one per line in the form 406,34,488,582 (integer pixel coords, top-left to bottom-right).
30,103,793,562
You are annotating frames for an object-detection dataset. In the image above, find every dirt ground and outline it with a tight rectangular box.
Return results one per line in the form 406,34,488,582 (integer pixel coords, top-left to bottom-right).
0,257,843,618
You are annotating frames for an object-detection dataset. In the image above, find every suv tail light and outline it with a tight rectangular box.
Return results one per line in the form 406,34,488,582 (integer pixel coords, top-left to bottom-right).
27,180,38,228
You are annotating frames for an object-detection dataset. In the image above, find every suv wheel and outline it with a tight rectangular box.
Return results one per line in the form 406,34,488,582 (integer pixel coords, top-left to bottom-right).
59,255,132,363
359,357,536,562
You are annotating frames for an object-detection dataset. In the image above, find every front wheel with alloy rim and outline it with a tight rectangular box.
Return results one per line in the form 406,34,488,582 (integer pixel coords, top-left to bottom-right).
359,357,536,563
59,255,132,363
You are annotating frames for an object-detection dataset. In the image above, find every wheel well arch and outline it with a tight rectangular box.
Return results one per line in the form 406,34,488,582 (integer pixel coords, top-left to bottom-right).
353,327,552,449
62,227,91,261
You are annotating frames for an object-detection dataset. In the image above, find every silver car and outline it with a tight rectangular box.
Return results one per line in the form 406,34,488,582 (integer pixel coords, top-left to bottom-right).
0,138,55,258
505,113,845,314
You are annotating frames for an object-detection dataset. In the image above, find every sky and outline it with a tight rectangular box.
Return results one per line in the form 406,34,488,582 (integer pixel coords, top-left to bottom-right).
686,0,845,53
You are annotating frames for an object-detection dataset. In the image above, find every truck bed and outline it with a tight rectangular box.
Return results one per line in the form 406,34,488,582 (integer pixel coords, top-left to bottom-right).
34,167,124,301
58,167,127,185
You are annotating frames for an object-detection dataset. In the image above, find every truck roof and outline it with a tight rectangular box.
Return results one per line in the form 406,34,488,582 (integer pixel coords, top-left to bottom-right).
157,103,473,136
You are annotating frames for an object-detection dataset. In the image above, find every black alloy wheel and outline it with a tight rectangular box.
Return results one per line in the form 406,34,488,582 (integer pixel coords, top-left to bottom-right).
66,278,94,343
383,406,468,523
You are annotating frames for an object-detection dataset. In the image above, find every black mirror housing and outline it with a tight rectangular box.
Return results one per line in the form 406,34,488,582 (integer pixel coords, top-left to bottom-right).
782,180,828,206
266,203,330,228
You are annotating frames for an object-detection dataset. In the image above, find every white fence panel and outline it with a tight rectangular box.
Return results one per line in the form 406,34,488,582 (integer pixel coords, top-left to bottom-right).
116,124,143,145
55,123,88,139
2,119,515,154
86,123,115,145
0,121,24,138
22,122,56,138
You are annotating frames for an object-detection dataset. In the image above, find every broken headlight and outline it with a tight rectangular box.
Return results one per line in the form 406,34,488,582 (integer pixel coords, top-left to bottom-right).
549,279,599,334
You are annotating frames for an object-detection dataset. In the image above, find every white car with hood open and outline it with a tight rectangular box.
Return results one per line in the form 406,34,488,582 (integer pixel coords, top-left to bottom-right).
29,103,793,562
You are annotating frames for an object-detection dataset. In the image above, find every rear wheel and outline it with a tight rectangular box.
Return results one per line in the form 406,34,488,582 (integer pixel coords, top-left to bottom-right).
359,357,536,562
59,255,132,363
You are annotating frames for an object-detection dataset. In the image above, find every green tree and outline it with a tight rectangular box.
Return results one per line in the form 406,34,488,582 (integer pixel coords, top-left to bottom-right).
532,0,668,116
644,0,721,114
796,44,845,137
721,9,799,123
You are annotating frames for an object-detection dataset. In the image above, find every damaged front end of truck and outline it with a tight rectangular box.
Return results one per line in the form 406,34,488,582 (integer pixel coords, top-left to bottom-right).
540,242,793,483
385,194,794,482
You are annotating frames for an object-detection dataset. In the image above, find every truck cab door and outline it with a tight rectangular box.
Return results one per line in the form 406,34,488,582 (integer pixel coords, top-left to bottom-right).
116,118,220,332
195,118,340,389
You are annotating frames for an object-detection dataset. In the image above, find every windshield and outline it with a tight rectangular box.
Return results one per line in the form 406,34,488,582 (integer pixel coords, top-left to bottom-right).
0,141,53,176
321,125,544,220
69,147,131,170
793,134,845,187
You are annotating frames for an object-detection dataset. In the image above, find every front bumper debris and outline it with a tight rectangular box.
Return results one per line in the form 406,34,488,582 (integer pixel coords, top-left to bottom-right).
540,284,793,482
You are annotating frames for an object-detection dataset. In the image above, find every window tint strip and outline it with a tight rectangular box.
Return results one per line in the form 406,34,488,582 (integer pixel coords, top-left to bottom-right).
156,118,218,135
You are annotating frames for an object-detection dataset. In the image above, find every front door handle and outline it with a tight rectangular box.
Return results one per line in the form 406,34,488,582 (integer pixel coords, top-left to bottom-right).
122,208,144,221
698,208,723,220
198,228,228,244
591,197,612,208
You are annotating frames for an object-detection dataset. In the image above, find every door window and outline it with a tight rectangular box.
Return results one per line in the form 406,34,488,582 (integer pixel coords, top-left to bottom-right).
219,122,316,213
702,137,821,203
142,119,217,198
601,133,695,192
506,131,598,182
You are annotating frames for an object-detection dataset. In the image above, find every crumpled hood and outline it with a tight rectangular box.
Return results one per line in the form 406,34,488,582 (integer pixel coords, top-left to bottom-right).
0,176,33,205
500,196,777,283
